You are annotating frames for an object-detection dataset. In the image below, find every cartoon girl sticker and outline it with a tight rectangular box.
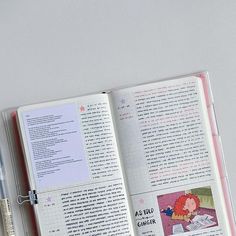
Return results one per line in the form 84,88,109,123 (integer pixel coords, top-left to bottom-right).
161,193,200,222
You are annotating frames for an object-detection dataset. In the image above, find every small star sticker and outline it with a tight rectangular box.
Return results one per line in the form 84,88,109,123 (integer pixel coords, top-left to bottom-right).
139,198,144,204
80,105,85,112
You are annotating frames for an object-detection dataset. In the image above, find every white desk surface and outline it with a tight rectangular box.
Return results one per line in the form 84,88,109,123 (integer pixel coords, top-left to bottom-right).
0,1,235,235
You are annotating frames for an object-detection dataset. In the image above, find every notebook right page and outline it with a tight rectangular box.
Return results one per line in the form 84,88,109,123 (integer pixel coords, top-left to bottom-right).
111,75,233,236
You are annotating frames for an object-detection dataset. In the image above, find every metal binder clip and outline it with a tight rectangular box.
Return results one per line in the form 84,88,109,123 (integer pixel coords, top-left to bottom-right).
17,190,38,205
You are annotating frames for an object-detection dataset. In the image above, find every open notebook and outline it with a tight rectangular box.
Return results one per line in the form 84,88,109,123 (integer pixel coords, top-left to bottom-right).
10,73,235,235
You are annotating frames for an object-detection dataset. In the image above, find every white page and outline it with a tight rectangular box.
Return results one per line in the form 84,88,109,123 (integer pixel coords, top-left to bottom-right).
17,93,134,236
111,76,230,236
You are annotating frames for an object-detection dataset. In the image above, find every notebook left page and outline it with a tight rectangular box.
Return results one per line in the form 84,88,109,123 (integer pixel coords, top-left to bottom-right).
17,93,134,236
